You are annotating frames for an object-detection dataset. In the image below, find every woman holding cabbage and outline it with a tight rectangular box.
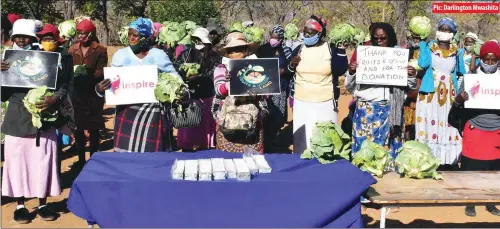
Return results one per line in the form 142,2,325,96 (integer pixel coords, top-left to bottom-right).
415,18,466,168
174,27,221,151
288,16,348,155
1,19,73,223
96,17,181,152
452,41,500,217
345,22,418,158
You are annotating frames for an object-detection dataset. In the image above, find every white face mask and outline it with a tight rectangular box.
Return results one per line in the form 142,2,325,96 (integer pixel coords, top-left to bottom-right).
464,45,472,52
13,43,31,50
195,44,205,50
480,60,499,74
436,31,454,42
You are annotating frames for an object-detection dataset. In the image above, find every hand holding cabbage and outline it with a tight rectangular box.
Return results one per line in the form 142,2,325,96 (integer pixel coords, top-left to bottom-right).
23,86,59,129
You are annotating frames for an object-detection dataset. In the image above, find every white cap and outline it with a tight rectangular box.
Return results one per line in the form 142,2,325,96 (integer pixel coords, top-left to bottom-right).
242,21,254,28
11,19,37,39
192,28,211,44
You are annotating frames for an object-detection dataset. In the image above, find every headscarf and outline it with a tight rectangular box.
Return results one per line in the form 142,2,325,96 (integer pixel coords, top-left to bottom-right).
271,25,292,61
304,18,323,33
7,13,22,25
438,17,457,33
76,19,96,33
129,17,152,39
480,40,500,58
153,22,162,40
464,32,479,42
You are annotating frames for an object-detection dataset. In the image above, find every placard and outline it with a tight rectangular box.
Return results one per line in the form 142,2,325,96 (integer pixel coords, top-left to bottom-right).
2,50,60,89
228,58,280,96
356,46,409,86
104,65,159,105
464,73,500,110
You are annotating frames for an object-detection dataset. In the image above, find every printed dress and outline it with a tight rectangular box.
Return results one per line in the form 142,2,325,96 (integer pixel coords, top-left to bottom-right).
415,44,462,164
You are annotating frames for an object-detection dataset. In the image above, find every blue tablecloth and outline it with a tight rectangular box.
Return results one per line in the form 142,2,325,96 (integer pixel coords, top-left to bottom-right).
67,150,376,228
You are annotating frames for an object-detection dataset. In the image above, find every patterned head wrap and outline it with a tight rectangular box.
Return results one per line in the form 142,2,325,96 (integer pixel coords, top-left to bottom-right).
129,17,152,39
271,25,285,41
438,17,457,33
305,19,323,33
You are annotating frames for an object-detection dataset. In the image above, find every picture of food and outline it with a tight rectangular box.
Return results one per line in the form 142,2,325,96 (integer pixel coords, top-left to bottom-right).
228,58,280,96
12,56,44,79
238,64,267,85
2,50,60,89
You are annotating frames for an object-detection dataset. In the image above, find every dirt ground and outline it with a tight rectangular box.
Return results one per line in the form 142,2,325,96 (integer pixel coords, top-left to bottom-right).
2,46,500,228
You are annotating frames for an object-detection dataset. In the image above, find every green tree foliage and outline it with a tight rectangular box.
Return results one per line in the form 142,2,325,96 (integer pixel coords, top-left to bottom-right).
1,0,63,24
149,0,220,26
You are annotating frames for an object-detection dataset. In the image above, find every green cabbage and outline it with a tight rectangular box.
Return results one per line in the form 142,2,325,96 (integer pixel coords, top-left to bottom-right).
284,23,299,41
352,141,391,178
395,141,443,180
23,86,58,129
229,21,243,33
472,42,483,56
58,20,76,39
73,64,87,77
118,26,130,46
409,59,423,71
182,20,198,35
159,22,187,47
179,63,201,78
154,73,187,104
178,35,192,45
353,27,366,46
328,23,356,46
408,16,431,39
1,101,8,142
243,26,265,44
301,121,352,164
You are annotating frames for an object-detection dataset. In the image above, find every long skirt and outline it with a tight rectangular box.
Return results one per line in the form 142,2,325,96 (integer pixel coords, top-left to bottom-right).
263,91,288,149
462,122,500,161
293,99,337,154
415,71,462,165
2,129,61,198
177,97,216,150
352,101,402,159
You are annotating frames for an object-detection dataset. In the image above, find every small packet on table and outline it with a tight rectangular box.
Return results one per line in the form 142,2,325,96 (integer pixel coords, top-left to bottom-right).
211,158,226,180
252,154,272,173
224,159,237,179
171,160,185,180
233,158,251,181
243,156,258,175
198,159,213,181
184,160,199,181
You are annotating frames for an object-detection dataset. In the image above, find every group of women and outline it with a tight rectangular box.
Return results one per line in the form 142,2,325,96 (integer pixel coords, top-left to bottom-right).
1,13,500,223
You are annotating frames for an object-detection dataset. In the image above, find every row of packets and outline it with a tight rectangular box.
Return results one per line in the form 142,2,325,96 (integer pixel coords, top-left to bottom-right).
171,154,272,181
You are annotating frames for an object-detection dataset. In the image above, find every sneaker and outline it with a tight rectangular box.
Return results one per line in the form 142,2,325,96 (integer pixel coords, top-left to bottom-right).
37,206,59,221
13,207,32,224
465,206,476,217
486,205,500,216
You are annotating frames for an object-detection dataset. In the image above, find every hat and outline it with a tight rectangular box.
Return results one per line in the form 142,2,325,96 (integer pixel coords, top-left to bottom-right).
11,19,37,39
222,32,250,50
480,41,500,58
76,19,96,33
192,28,211,44
129,17,152,38
37,24,64,43
7,13,22,25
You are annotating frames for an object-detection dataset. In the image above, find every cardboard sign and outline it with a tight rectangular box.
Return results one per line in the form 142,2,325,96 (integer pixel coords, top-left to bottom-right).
464,73,500,110
2,50,60,89
356,46,409,86
104,65,159,105
228,58,281,96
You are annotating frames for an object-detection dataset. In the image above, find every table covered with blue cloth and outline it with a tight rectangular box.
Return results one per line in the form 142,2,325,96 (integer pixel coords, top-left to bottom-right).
67,150,376,228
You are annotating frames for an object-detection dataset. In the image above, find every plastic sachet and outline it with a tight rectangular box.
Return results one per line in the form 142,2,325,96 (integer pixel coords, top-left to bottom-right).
184,160,199,181
252,154,272,173
198,159,213,181
171,159,185,180
233,158,251,181
211,158,226,180
224,159,237,179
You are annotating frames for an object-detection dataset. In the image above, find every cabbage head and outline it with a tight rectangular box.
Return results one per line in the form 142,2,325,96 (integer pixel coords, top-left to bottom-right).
179,63,201,78
178,35,192,45
408,16,431,39
353,28,366,46
352,140,391,178
395,141,443,180
58,20,76,39
182,20,198,35
301,121,351,164
229,21,243,33
23,86,58,129
284,23,299,41
154,73,187,104
118,26,130,46
243,26,265,44
159,22,187,47
328,23,356,46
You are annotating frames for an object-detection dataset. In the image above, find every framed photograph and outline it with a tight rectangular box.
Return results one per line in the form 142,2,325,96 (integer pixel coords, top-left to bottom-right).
2,50,61,89
228,58,281,96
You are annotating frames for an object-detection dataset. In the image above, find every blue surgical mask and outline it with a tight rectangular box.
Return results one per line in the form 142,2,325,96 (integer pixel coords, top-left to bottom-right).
303,34,320,46
480,60,498,74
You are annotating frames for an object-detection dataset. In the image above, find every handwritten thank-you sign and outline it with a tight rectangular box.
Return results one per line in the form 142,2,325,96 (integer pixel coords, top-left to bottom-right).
104,65,159,105
356,46,409,86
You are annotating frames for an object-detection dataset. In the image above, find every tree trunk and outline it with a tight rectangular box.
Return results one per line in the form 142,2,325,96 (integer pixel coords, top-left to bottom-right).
102,0,110,45
390,0,410,45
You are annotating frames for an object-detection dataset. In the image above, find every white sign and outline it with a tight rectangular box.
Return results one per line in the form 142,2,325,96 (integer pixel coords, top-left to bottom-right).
104,65,159,105
356,46,409,86
464,73,500,110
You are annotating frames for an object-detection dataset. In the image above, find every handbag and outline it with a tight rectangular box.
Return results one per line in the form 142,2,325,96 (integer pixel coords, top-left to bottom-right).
169,92,203,129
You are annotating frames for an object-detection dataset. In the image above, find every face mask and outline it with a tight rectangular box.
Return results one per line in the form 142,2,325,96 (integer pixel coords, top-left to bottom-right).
130,37,146,52
303,34,320,46
436,31,454,42
464,45,472,52
407,40,416,48
79,32,91,44
195,44,205,50
480,60,499,74
41,41,58,52
13,43,31,50
270,38,281,47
